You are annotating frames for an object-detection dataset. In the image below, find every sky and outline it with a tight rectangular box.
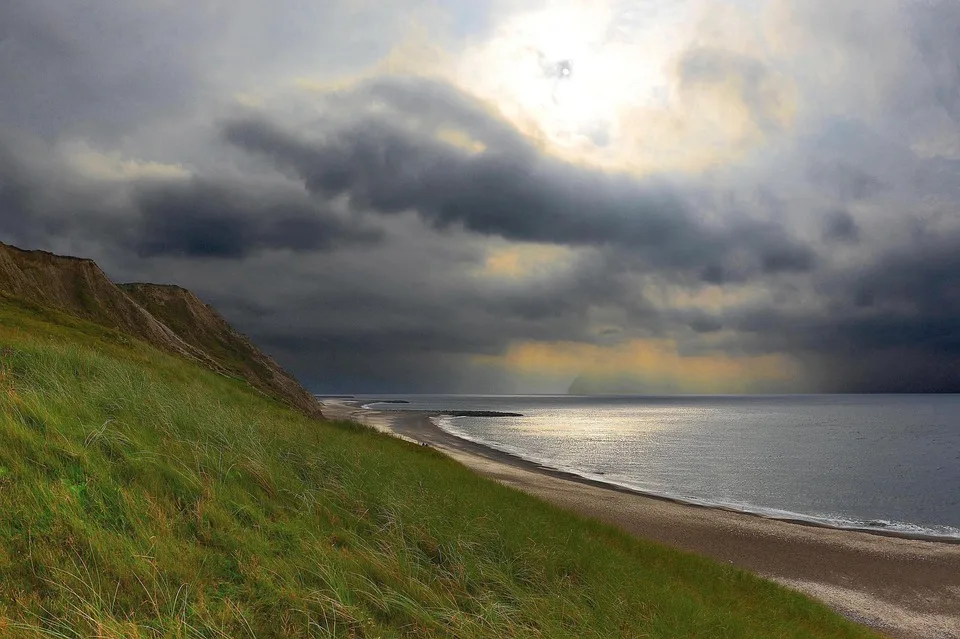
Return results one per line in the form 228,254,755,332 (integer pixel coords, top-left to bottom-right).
2,0,960,394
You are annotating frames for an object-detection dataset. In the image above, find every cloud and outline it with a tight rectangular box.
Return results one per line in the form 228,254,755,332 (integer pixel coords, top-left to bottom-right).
703,224,960,392
821,210,860,244
222,76,816,284
0,135,383,259
676,46,796,136
474,244,576,280
806,160,886,202
61,142,190,181
3,0,960,394
133,179,383,258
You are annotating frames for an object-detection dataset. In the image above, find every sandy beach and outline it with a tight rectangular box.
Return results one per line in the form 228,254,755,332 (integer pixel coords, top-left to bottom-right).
322,399,960,639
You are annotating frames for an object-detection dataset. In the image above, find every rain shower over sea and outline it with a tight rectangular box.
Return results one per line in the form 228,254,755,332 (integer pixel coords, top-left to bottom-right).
357,394,960,540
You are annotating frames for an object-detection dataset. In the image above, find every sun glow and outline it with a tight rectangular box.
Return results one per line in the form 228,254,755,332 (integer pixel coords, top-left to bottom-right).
457,1,689,160
451,0,795,172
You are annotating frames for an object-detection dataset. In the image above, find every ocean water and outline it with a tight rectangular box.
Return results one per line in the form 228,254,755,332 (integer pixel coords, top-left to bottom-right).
356,394,960,539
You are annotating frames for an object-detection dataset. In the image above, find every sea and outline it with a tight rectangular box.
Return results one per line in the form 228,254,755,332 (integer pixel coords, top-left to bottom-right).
353,394,960,540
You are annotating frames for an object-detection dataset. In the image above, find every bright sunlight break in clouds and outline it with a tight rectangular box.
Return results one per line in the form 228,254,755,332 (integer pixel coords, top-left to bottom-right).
3,0,960,393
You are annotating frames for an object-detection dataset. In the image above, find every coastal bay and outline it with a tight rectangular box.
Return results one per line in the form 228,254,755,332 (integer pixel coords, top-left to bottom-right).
324,399,960,639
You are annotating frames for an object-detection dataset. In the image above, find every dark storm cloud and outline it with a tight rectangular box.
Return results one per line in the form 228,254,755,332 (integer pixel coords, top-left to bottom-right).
807,160,886,202
134,180,383,258
847,234,960,326
701,224,960,392
0,0,427,144
340,78,532,153
0,149,34,234
223,77,815,282
0,141,121,248
0,1,205,141
822,209,860,244
195,237,669,394
0,135,647,378
0,140,382,259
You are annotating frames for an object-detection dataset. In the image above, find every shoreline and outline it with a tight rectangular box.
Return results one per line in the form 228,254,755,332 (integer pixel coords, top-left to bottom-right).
352,400,960,544
431,413,960,545
323,398,960,639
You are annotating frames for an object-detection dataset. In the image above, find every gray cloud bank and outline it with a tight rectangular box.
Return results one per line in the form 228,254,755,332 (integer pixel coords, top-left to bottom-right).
221,77,815,282
2,0,960,393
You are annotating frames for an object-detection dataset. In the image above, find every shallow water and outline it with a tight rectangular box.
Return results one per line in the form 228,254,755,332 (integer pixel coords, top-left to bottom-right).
354,394,960,538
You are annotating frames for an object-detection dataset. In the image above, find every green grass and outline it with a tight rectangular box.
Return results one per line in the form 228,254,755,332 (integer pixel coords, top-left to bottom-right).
0,296,877,638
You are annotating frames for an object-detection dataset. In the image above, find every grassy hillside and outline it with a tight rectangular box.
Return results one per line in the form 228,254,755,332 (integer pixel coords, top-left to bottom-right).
0,243,323,418
0,295,876,638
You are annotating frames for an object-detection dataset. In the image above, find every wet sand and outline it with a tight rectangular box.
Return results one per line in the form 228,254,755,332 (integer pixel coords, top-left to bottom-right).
322,399,960,639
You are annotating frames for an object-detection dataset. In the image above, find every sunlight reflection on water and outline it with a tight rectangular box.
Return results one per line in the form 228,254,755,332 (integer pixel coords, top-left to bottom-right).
358,394,960,538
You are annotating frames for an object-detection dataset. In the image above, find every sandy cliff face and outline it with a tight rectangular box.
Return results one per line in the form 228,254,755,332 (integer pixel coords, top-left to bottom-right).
0,243,205,358
0,242,323,418
122,283,324,418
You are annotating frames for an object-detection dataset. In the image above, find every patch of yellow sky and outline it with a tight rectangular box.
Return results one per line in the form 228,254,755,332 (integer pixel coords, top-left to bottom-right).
644,282,768,313
475,243,575,279
60,140,189,181
435,128,487,154
473,338,796,394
